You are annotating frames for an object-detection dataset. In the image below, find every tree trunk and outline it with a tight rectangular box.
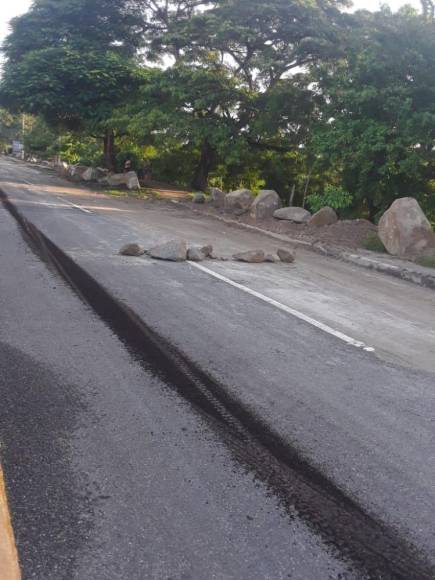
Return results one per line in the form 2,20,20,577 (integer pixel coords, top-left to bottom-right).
288,184,296,206
191,140,215,191
103,129,116,172
302,166,313,208
367,197,378,222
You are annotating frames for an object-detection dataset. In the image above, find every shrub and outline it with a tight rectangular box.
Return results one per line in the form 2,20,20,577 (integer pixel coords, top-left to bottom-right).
362,233,386,253
416,256,435,269
307,185,353,214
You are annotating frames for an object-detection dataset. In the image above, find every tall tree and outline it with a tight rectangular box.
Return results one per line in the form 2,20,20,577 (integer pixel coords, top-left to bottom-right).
311,6,435,220
135,0,348,189
0,0,144,169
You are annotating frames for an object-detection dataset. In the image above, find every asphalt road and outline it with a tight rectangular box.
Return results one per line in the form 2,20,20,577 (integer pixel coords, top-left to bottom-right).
1,157,435,579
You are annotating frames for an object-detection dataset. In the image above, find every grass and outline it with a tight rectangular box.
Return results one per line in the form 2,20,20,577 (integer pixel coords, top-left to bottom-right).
104,188,154,199
416,255,435,269
362,233,386,253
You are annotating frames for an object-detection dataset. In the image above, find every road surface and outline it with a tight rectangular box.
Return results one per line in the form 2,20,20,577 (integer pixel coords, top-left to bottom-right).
0,157,434,579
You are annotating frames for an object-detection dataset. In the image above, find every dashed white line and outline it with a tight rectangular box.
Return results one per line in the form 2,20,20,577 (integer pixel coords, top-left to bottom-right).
56,197,92,214
189,261,375,352
17,178,92,214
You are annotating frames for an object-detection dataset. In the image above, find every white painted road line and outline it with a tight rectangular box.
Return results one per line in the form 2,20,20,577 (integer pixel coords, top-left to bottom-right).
56,197,92,214
19,179,92,214
189,262,375,352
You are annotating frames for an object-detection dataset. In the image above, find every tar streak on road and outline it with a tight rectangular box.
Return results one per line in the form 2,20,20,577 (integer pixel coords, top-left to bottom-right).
2,189,434,580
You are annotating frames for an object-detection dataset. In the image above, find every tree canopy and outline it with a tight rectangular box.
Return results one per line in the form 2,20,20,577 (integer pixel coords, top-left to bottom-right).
1,0,434,219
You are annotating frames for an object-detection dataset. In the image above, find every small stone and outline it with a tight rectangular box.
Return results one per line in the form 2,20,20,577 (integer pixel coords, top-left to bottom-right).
200,245,213,257
187,246,206,261
119,243,145,257
277,248,295,263
148,240,188,261
233,250,266,263
264,254,278,263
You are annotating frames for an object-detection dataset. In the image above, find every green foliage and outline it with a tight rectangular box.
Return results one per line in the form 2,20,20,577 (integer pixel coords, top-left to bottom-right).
0,109,22,150
2,0,435,215
311,7,435,219
362,233,386,253
24,117,58,157
416,255,435,268
307,185,353,213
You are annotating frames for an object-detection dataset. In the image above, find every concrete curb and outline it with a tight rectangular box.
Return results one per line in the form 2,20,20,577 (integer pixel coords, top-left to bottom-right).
182,203,435,291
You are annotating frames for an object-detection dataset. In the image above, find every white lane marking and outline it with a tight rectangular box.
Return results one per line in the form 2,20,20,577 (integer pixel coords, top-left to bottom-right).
189,261,375,352
56,197,92,214
14,177,91,214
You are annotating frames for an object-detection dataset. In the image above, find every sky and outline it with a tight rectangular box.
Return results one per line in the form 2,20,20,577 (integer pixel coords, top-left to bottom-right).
0,0,423,46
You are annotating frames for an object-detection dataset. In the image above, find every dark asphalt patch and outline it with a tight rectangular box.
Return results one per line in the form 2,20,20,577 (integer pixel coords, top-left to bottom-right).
0,342,94,580
2,189,434,580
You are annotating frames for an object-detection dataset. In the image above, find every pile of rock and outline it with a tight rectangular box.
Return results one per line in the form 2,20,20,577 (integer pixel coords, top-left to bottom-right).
233,248,295,264
56,162,141,191
119,239,296,265
206,187,340,227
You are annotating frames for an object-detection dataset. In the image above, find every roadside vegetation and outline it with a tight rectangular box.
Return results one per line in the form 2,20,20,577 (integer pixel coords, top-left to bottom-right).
1,0,435,222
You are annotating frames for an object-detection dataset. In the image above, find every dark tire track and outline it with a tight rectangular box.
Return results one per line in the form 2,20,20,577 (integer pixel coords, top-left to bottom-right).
2,189,434,580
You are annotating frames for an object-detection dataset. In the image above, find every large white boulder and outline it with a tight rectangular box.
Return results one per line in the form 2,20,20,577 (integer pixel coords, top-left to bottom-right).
102,171,140,190
273,207,311,223
224,189,254,215
250,190,282,220
378,197,435,258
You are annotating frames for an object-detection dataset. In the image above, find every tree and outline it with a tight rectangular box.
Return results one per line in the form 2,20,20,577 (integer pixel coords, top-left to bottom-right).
0,0,144,169
131,0,348,190
310,7,435,220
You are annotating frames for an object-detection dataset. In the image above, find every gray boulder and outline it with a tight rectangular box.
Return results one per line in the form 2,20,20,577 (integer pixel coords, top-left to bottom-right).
225,189,254,215
309,206,338,227
250,190,282,220
277,248,295,263
148,240,188,262
102,171,140,190
233,250,266,263
273,207,311,223
187,246,207,261
265,254,279,263
82,167,100,182
201,245,213,257
68,164,89,181
56,162,70,178
210,187,226,209
119,243,145,257
378,197,435,258
192,192,206,204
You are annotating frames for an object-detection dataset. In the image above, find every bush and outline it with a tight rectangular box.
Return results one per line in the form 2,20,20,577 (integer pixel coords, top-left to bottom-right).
307,185,353,214
362,233,386,253
416,256,435,269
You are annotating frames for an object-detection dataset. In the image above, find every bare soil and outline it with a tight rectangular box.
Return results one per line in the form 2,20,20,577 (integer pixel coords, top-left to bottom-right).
186,202,377,251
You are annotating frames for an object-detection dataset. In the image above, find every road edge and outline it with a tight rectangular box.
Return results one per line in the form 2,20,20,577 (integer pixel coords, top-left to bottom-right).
184,204,435,291
0,466,21,580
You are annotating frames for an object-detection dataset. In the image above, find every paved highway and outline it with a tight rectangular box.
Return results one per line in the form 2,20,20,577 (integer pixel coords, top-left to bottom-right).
0,157,434,579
